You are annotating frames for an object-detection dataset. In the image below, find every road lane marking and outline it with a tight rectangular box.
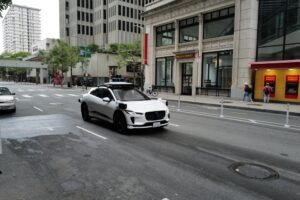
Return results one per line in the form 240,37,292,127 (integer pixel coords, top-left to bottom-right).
249,119,257,124
230,112,247,115
22,95,32,98
33,106,43,112
39,94,49,97
169,123,180,127
28,89,34,92
17,89,24,92
76,126,107,140
49,102,63,105
54,94,64,97
68,94,79,97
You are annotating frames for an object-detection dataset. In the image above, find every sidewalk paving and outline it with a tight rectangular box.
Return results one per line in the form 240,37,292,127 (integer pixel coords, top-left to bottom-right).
157,93,300,116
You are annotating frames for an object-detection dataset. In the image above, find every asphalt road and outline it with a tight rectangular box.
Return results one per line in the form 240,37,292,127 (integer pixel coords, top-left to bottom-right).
0,82,300,200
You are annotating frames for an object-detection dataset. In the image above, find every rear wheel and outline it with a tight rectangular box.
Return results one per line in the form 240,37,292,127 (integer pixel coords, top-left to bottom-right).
81,104,90,121
151,90,158,97
113,112,128,133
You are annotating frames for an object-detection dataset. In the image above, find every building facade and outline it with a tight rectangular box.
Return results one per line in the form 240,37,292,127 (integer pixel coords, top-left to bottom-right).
143,0,300,103
3,4,41,53
59,0,145,48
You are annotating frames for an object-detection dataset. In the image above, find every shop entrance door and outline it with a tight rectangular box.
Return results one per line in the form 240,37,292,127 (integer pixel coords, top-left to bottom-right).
181,63,193,95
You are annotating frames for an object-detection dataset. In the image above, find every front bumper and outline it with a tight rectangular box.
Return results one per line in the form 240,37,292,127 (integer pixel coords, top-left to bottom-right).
123,110,170,129
0,102,16,111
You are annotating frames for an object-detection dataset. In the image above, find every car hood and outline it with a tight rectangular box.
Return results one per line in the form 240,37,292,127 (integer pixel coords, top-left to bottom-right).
123,100,168,113
0,95,14,102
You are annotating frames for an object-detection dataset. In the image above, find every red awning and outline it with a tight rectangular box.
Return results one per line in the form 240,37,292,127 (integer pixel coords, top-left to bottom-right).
250,60,300,69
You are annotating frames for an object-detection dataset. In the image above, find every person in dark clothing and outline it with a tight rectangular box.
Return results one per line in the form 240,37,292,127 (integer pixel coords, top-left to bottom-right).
243,83,252,102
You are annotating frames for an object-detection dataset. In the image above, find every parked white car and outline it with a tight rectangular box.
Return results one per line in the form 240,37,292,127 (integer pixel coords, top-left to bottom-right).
79,82,169,133
0,87,16,112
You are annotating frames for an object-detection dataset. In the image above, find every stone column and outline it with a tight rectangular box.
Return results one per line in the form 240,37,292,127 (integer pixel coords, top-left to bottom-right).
174,19,179,52
231,0,259,99
40,68,44,84
197,14,204,92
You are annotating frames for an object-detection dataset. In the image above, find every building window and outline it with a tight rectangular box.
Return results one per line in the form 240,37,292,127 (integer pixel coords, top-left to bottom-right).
90,13,93,22
86,13,89,21
203,7,235,39
122,21,125,31
81,0,85,7
77,0,80,7
179,16,199,43
156,57,174,86
66,14,69,24
103,23,107,33
126,21,129,32
257,0,300,61
82,25,85,34
155,57,174,86
202,50,233,89
156,23,175,47
86,0,89,8
103,9,106,19
78,24,81,34
65,1,69,10
118,5,121,15
90,27,93,35
86,26,89,35
90,0,93,9
66,28,69,36
118,20,122,30
82,12,85,21
131,8,133,18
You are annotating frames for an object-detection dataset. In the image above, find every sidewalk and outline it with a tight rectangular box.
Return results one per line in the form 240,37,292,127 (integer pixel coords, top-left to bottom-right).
157,93,300,116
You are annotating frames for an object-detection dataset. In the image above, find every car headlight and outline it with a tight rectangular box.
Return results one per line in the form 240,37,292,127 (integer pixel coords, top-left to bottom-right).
124,110,143,116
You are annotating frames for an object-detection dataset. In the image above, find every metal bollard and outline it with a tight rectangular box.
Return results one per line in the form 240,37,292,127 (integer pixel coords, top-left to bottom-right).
177,95,181,111
220,98,224,118
284,103,290,128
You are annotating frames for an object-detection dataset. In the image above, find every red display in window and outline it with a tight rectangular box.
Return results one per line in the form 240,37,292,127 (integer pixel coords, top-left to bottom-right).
285,75,299,99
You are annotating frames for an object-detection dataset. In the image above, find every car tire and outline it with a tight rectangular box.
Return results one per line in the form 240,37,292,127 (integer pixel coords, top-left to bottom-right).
81,103,91,122
11,108,16,113
113,112,128,134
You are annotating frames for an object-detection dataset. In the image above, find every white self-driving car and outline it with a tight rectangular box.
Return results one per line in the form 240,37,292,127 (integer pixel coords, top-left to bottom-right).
0,86,16,112
79,82,169,133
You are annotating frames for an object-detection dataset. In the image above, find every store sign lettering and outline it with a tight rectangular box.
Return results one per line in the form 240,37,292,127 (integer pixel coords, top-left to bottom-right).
176,54,195,59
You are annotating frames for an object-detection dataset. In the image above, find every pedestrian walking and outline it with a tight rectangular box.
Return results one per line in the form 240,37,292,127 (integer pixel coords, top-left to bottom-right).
243,83,252,102
263,83,272,103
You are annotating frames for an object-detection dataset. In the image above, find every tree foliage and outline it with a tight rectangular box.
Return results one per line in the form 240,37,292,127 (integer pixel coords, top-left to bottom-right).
0,0,11,17
87,43,99,53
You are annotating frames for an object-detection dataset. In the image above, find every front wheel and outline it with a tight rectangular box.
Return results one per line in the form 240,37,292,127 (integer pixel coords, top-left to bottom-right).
113,112,128,134
81,104,91,121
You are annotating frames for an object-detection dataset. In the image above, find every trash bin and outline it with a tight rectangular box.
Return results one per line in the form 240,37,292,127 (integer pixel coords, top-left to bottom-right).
67,82,71,88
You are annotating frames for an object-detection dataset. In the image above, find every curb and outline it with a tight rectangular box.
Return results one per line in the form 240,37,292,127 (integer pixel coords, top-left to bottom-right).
165,99,300,117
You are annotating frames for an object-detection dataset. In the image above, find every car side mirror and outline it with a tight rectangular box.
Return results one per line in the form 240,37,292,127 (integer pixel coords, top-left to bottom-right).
103,97,111,102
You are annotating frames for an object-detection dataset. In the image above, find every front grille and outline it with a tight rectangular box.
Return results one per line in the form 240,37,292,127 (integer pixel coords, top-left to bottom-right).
145,111,165,121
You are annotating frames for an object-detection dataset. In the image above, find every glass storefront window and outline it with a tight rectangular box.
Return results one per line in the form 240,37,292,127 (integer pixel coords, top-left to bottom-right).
179,16,199,43
257,46,283,61
156,57,174,86
203,7,234,39
257,0,300,61
156,23,175,47
202,51,232,89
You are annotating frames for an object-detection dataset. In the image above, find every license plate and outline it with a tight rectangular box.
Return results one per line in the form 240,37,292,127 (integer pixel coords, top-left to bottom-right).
153,122,160,128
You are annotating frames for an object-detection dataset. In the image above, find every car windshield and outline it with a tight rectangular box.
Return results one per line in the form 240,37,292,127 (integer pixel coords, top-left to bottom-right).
0,87,11,95
113,88,150,101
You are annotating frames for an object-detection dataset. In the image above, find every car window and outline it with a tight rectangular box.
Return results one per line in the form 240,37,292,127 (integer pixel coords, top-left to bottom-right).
113,89,150,101
91,88,104,98
103,89,114,100
0,87,11,95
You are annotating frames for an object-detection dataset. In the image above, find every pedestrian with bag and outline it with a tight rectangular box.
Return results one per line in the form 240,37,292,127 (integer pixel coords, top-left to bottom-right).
263,83,272,103
243,83,252,102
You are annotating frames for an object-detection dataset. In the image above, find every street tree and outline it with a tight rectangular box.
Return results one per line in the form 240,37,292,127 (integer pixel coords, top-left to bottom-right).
87,43,99,54
0,0,11,17
112,40,141,85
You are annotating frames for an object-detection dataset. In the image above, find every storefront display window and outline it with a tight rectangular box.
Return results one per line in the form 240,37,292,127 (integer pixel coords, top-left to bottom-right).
203,7,234,39
156,23,175,47
155,57,174,87
202,50,232,89
179,16,199,43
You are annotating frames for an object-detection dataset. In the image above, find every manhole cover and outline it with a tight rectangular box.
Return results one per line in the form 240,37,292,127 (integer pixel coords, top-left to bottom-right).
229,162,279,180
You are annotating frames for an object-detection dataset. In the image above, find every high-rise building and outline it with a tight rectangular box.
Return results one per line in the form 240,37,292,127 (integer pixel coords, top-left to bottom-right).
59,0,145,48
2,4,41,53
